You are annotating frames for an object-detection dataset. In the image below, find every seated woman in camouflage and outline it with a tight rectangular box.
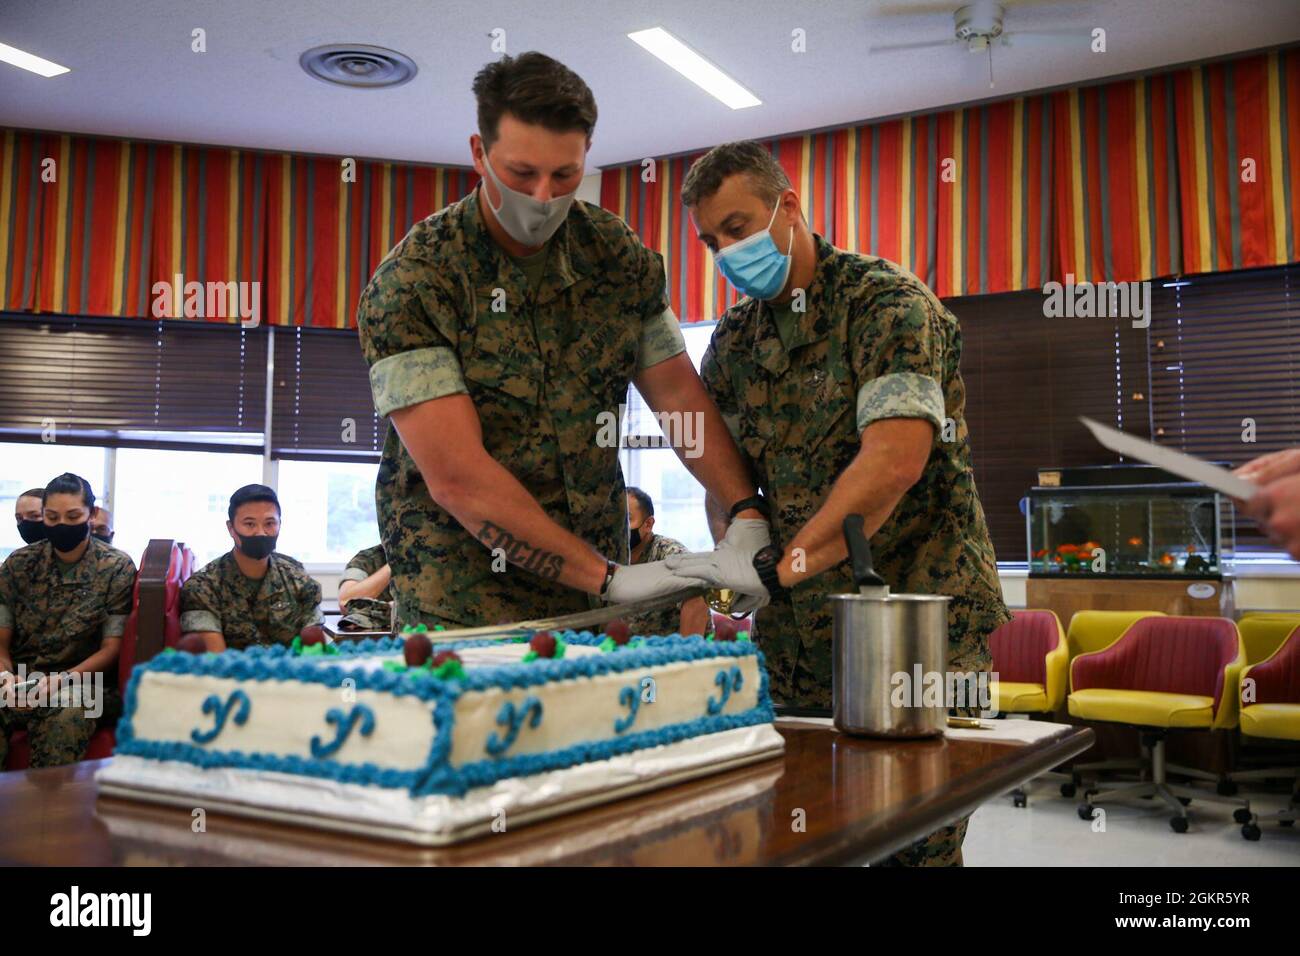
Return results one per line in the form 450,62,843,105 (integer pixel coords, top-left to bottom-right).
179,484,322,651
0,473,136,768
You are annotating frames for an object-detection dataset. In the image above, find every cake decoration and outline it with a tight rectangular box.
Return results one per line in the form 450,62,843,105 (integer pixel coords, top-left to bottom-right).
403,631,434,667
291,634,340,657
190,689,252,744
614,684,640,734
310,704,377,759
706,666,745,715
597,618,647,653
522,630,566,662
431,650,466,680
486,696,544,755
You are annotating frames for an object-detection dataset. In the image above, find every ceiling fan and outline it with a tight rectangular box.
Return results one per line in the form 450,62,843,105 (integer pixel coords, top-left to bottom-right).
867,0,1094,87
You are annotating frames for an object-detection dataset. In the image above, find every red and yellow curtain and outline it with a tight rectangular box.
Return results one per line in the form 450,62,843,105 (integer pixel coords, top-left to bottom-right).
0,133,475,326
3,47,1297,327
602,47,1300,320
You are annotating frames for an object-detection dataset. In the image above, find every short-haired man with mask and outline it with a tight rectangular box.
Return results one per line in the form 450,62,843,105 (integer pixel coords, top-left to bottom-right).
13,488,46,547
89,507,115,546
668,141,1009,866
357,53,769,629
180,484,322,652
623,487,710,639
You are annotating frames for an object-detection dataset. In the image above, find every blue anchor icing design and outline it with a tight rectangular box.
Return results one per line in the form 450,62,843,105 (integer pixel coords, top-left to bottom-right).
614,684,640,734
706,666,744,716
190,689,252,744
485,696,543,756
310,704,377,759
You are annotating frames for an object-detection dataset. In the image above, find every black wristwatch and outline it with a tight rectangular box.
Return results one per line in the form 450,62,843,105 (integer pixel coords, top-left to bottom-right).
752,545,786,597
728,494,772,521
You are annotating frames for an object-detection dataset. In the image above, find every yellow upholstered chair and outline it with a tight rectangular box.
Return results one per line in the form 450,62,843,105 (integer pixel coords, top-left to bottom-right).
989,610,1069,806
1069,616,1251,833
1232,625,1300,840
1064,610,1165,787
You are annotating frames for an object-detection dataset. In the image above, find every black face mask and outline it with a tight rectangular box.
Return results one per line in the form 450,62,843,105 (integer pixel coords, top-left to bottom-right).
629,525,646,550
17,519,46,545
235,532,277,560
46,521,90,553
92,531,114,545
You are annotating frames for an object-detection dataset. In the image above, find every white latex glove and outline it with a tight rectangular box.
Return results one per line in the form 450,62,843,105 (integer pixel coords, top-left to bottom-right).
605,560,709,605
720,517,772,554
665,548,771,613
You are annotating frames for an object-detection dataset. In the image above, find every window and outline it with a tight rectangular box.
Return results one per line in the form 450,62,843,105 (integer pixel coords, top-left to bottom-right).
1148,264,1300,551
0,443,108,560
622,323,717,554
274,460,380,565
113,448,263,568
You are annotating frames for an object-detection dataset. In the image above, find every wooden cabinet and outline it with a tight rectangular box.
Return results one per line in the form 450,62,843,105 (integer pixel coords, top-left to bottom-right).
1025,576,1235,626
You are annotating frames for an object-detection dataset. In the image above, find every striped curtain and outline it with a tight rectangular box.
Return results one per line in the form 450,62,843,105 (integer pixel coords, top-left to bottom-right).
601,47,1300,321
0,131,475,326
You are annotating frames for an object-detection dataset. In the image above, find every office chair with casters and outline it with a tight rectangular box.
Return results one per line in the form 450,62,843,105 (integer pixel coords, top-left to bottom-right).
1068,616,1250,833
988,609,1069,805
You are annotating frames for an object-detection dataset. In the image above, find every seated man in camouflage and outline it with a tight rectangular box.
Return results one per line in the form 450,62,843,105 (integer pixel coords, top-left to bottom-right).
180,484,322,652
13,487,46,546
624,487,711,639
337,543,393,631
0,473,136,768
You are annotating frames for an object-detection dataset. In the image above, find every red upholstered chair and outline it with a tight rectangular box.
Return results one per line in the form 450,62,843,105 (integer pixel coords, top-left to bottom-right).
3,539,192,771
1232,626,1300,838
988,609,1068,806
1068,616,1250,833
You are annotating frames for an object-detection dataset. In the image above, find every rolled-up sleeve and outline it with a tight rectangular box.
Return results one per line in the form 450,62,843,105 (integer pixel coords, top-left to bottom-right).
100,556,137,642
852,289,948,434
180,577,222,636
357,255,466,417
634,249,686,370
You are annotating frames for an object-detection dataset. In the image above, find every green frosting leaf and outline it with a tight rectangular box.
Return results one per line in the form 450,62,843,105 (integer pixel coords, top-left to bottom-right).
432,658,467,680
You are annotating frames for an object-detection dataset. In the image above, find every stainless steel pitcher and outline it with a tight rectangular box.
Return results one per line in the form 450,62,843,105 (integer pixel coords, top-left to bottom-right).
831,515,951,739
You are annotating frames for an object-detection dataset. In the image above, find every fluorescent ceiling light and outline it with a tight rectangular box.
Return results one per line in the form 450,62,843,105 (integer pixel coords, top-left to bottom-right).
0,41,70,77
627,28,760,109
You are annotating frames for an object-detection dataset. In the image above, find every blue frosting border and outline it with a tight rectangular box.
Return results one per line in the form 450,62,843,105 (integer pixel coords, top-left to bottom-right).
114,631,774,798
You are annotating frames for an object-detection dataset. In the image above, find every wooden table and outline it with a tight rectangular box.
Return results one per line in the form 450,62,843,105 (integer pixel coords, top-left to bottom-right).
0,720,1092,866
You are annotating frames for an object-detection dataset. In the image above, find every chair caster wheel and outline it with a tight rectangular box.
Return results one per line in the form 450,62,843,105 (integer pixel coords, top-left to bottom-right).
1060,783,1076,798
1178,796,1191,806
1013,795,1027,808
1217,780,1238,796
1241,823,1261,841
1233,808,1252,824
1170,816,1189,833
1078,804,1095,821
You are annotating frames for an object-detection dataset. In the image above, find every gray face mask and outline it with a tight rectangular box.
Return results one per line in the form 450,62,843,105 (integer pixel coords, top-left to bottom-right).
479,151,577,248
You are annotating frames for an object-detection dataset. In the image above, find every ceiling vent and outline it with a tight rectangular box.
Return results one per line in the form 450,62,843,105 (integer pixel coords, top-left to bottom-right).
300,44,417,89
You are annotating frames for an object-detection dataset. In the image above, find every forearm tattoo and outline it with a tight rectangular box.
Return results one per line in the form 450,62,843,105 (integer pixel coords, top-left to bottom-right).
476,520,565,581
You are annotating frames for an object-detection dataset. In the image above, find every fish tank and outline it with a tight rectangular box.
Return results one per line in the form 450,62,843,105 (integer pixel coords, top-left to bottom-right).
1026,465,1234,579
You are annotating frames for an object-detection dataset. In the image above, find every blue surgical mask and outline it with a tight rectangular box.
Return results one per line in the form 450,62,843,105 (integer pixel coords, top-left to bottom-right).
714,203,794,300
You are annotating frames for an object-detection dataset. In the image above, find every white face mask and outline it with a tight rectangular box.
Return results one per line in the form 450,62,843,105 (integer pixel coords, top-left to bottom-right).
479,150,577,248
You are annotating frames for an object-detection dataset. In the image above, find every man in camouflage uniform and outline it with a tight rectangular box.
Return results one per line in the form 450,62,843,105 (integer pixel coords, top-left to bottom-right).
0,473,135,768
337,543,394,631
624,487,711,638
356,53,766,628
670,142,1010,866
180,484,322,651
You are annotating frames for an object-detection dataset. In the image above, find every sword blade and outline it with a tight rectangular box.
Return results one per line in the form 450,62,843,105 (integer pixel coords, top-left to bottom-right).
421,588,708,643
